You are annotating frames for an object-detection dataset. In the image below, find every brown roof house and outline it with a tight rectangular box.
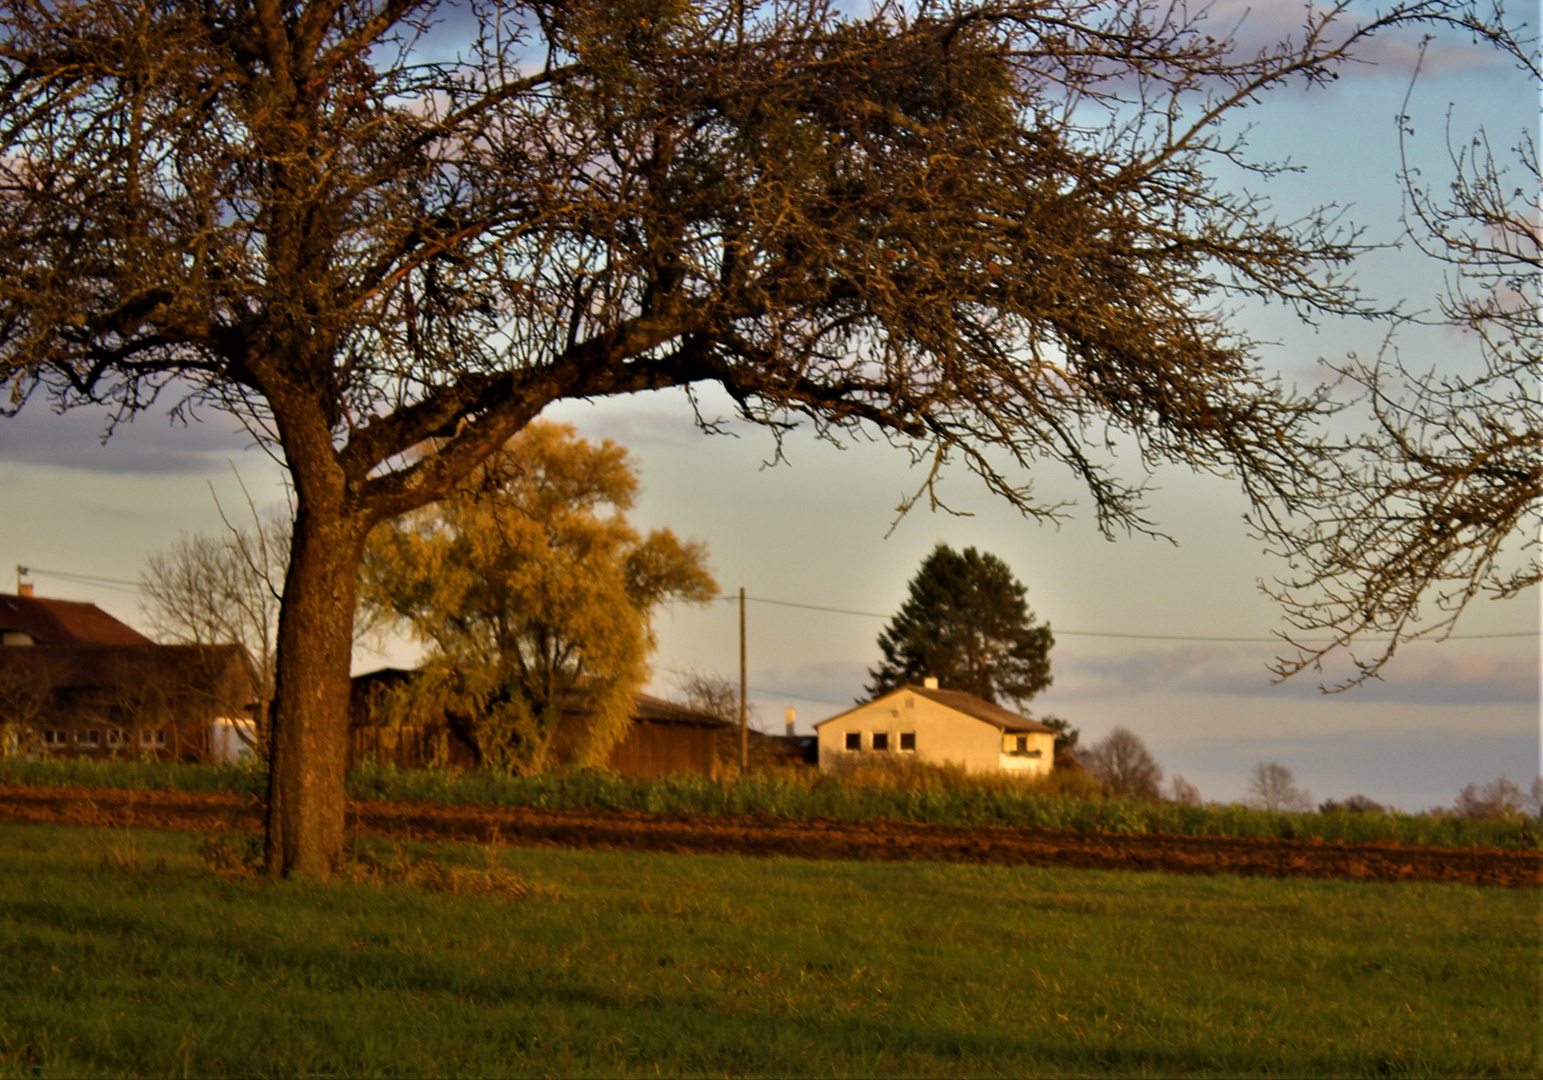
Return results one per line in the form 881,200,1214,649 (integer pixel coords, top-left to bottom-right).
814,679,1055,777
349,667,727,778
0,591,257,763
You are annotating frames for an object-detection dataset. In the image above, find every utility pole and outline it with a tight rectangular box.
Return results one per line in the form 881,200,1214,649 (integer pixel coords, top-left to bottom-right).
739,586,748,772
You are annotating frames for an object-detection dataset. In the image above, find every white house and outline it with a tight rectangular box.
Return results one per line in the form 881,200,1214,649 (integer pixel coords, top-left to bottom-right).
815,679,1055,777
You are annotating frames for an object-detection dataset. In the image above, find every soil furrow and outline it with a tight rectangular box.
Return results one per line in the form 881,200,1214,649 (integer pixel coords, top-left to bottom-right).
1,784,1536,887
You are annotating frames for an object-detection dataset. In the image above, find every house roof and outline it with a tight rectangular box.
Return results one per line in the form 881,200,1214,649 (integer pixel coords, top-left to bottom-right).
0,594,153,646
348,670,728,729
0,643,258,710
814,684,1055,735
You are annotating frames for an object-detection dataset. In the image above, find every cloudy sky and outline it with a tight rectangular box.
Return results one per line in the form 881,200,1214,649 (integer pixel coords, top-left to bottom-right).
1,3,1535,810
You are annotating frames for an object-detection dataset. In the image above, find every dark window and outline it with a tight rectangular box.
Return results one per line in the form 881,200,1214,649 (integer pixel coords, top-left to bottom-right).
140,729,166,747
1016,736,1028,754
900,732,916,751
80,729,101,748
44,730,67,747
872,732,889,752
845,732,861,751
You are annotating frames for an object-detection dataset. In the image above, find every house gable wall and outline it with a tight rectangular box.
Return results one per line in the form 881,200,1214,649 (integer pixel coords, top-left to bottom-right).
818,692,1001,773
817,690,1055,777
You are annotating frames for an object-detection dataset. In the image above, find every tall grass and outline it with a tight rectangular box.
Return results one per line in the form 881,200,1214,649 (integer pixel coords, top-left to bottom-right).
0,755,267,797
345,756,1538,849
1,753,1535,849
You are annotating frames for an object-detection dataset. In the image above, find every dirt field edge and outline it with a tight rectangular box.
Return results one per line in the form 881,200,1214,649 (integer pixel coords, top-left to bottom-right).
0,783,1536,887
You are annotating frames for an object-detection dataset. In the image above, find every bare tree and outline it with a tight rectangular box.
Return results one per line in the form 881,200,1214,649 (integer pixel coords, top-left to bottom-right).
1452,775,1527,819
672,670,746,729
0,660,51,756
1166,773,1201,807
1245,761,1313,813
1081,727,1163,802
1263,7,1540,688
0,0,1455,875
141,514,290,750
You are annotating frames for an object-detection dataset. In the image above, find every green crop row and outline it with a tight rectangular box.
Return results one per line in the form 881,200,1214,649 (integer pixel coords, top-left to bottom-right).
0,754,1535,849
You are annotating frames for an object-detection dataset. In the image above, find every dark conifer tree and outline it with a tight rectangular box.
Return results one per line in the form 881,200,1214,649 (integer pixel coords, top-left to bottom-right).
866,545,1052,706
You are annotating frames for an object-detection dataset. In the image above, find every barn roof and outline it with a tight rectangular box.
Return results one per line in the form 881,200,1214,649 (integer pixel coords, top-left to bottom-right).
633,693,729,728
348,671,728,729
814,685,1054,735
0,594,153,646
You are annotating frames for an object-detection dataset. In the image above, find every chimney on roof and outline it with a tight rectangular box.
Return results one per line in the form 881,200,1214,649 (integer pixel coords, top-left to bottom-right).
923,677,939,689
784,706,796,737
17,583,33,598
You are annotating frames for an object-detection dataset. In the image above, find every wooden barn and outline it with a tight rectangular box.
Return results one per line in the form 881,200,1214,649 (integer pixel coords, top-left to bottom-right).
603,694,725,779
348,668,727,778
347,667,481,770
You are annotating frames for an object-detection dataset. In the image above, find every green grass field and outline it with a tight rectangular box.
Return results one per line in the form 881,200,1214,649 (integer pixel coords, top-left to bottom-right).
0,823,1535,1078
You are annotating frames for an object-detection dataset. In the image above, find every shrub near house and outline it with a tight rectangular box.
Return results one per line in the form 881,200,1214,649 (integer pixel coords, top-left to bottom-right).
816,680,1055,777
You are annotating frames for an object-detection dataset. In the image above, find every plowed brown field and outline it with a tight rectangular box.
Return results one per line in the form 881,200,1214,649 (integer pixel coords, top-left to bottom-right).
1,783,1536,887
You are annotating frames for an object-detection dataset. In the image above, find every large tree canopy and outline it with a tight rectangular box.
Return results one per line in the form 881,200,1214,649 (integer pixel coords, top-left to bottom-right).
0,0,1461,874
866,543,1052,707
358,421,716,774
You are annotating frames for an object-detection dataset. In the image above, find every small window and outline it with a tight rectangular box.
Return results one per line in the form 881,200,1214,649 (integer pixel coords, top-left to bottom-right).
44,729,68,747
107,729,127,745
140,729,166,748
80,729,101,749
845,732,861,751
872,732,889,752
900,732,916,751
1016,736,1028,754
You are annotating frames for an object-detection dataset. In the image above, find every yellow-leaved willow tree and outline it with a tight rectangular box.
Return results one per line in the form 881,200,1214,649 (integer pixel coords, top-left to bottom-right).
359,421,717,773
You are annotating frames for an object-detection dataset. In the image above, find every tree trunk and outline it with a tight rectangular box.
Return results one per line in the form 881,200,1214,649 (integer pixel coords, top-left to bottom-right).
265,502,369,878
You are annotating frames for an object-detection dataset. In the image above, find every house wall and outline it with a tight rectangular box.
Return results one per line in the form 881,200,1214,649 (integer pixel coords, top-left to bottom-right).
30,719,207,763
996,730,1055,777
818,692,1008,774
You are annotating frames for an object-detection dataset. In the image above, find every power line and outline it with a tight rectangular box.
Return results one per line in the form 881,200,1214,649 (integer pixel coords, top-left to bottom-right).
21,567,143,597
22,564,1539,642
22,567,142,589
721,593,1538,642
653,665,852,707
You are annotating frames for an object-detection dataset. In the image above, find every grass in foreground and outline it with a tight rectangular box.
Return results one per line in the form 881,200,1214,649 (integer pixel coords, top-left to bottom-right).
0,823,1536,1078
1,754,1535,849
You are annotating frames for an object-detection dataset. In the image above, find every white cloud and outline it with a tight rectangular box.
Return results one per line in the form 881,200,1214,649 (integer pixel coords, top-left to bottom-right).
0,405,263,476
1200,0,1503,80
1047,642,1539,705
